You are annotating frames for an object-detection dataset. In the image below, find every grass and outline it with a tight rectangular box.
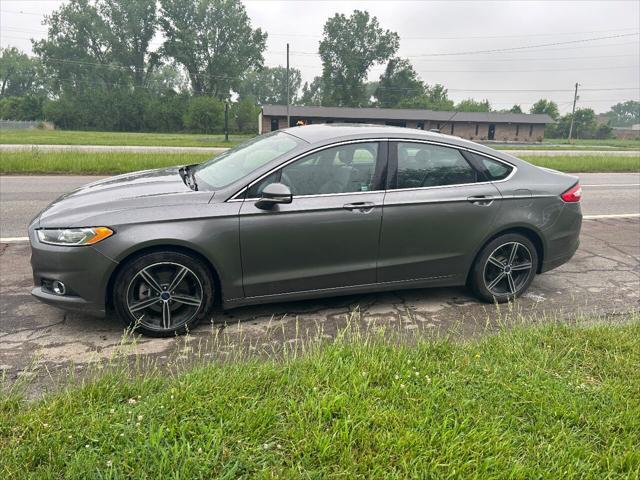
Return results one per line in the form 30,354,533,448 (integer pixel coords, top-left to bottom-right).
1,316,639,478
0,129,252,147
518,154,640,173
498,138,640,151
0,151,212,175
1,150,638,175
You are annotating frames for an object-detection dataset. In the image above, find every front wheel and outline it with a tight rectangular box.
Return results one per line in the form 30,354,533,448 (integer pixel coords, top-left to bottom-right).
470,233,538,303
112,251,215,337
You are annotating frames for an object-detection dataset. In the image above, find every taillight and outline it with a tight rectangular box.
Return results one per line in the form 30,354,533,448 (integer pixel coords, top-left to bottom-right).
561,183,582,203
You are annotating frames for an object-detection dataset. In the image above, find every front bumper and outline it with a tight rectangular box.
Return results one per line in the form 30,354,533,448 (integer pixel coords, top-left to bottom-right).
29,229,118,317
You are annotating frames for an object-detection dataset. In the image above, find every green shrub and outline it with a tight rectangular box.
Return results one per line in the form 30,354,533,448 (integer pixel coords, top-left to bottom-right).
183,96,225,133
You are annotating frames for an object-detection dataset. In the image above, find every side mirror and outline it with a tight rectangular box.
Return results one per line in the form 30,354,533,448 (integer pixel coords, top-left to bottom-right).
255,182,292,209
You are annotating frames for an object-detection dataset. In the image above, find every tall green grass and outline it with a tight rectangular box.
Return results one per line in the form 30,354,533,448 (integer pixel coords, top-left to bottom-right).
519,154,640,173
0,150,213,175
0,129,251,147
1,316,639,478
497,138,640,150
1,150,638,175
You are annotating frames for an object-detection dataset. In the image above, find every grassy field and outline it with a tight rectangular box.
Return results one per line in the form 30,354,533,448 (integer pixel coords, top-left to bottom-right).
519,154,640,173
497,138,640,151
1,150,638,175
0,129,251,147
1,129,638,151
1,318,638,478
0,151,212,175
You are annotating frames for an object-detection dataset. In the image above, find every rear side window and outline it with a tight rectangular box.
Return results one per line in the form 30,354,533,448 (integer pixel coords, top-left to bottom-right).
467,152,513,181
394,142,476,189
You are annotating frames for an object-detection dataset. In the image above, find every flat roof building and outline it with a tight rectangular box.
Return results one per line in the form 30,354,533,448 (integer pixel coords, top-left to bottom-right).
260,105,553,143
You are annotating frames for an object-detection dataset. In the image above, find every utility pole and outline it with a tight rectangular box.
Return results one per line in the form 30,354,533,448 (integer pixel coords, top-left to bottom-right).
224,101,229,142
286,43,290,128
567,82,579,142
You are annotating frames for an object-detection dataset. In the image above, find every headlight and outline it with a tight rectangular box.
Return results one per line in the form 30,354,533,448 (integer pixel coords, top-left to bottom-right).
37,227,114,246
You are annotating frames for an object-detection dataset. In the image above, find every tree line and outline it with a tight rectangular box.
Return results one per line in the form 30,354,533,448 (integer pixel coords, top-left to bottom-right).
1,1,637,137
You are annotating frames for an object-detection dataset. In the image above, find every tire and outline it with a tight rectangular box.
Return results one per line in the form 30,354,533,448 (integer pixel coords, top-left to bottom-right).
470,233,538,303
112,251,215,337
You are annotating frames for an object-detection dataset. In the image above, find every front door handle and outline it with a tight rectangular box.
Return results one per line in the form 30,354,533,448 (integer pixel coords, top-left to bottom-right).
467,195,496,206
343,201,376,213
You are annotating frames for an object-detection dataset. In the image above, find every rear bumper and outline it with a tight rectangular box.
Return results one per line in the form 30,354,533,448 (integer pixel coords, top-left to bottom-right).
540,203,582,273
29,229,117,317
540,238,579,273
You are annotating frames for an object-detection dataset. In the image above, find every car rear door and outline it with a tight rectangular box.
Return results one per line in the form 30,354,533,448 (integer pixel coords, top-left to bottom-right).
238,141,387,298
378,141,503,284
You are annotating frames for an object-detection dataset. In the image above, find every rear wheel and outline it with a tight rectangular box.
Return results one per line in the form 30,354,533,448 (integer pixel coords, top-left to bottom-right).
470,233,538,303
113,251,215,337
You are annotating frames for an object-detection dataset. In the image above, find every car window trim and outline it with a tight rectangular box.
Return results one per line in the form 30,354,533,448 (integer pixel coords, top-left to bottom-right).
228,138,390,202
385,139,517,193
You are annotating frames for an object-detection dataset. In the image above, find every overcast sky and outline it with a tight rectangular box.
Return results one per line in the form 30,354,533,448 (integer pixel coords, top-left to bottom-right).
2,0,638,113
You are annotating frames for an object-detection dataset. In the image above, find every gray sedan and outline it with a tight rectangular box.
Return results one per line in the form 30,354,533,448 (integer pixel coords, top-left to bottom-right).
29,125,582,336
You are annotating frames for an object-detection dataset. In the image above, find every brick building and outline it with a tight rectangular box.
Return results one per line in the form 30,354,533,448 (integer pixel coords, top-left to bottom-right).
259,105,552,142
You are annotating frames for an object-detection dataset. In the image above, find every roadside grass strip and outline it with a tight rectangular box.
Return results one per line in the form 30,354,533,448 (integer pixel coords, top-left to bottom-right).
0,151,213,175
499,138,640,150
0,130,251,148
1,313,639,478
1,151,638,175
519,154,640,173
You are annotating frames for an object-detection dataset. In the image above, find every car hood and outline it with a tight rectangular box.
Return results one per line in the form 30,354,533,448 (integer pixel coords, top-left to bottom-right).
35,167,212,228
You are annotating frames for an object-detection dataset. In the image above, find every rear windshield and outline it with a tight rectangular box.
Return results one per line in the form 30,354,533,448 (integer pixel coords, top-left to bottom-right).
194,132,301,189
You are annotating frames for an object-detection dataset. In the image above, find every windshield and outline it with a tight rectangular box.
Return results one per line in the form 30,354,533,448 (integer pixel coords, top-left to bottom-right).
194,132,302,189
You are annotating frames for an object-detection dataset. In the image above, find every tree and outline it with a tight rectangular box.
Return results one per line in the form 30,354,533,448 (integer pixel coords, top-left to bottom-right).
183,96,225,133
319,10,399,106
509,104,523,113
375,58,424,108
398,84,454,111
145,63,189,94
299,77,325,106
0,95,45,120
605,100,640,127
552,108,598,139
237,66,302,105
0,47,43,97
33,0,161,93
530,99,559,120
456,98,491,112
231,95,260,133
160,0,267,99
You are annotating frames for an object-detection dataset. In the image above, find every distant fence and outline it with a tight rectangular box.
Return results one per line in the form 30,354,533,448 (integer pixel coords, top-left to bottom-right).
0,120,55,130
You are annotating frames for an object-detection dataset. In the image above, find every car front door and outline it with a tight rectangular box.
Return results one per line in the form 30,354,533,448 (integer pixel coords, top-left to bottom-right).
378,141,503,284
238,141,387,298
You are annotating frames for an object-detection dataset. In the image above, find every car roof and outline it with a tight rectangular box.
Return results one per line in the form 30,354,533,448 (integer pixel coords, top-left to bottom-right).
283,123,449,143
281,123,512,160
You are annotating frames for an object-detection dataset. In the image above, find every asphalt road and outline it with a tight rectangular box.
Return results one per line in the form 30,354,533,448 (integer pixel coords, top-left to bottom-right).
1,173,639,238
0,173,639,394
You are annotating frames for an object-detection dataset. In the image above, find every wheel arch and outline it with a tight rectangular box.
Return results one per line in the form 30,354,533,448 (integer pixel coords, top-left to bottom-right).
466,225,546,285
105,243,223,311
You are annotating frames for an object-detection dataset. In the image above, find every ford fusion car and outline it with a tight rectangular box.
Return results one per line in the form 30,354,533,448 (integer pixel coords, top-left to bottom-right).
29,124,582,336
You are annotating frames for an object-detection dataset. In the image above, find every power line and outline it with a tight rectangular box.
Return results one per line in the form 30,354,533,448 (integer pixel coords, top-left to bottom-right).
2,15,638,41
33,58,640,88
291,64,640,73
403,33,640,57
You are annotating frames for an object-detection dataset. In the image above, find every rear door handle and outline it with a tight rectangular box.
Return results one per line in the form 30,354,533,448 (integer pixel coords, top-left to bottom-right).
343,201,376,213
467,195,496,206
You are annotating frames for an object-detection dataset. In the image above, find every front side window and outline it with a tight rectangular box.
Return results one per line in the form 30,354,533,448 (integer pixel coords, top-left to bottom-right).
395,142,477,189
249,142,380,197
194,132,301,189
282,142,379,196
